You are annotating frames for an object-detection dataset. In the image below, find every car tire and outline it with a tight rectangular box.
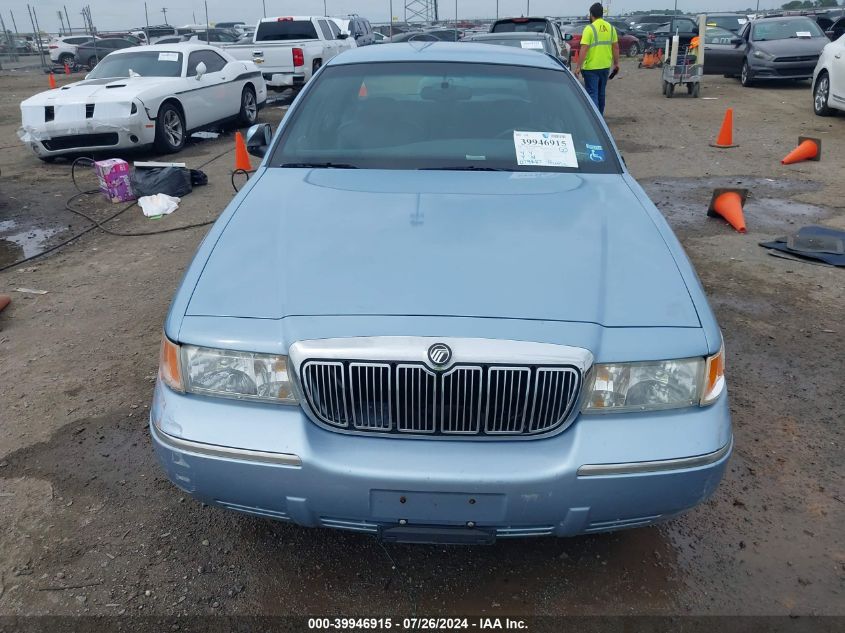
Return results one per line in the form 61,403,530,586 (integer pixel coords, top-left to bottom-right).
58,53,74,66
154,102,186,154
627,42,640,57
87,55,98,71
740,60,754,87
237,86,258,126
813,71,833,116
665,82,674,98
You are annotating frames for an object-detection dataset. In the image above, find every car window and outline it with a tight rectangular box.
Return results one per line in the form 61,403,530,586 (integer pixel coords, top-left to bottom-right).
270,61,620,174
753,18,824,40
86,50,183,78
317,20,332,39
704,26,737,44
492,19,548,33
187,50,227,75
328,21,341,38
67,37,91,45
256,19,319,41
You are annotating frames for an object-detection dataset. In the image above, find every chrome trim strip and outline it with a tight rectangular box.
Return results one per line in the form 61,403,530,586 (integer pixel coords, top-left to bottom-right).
577,438,732,477
152,423,302,467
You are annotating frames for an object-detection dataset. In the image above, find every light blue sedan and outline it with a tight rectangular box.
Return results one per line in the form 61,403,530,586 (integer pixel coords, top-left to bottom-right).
151,43,731,544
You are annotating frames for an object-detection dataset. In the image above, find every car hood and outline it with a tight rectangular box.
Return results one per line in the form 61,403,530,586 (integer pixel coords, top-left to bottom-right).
186,169,701,328
754,36,827,56
20,77,182,107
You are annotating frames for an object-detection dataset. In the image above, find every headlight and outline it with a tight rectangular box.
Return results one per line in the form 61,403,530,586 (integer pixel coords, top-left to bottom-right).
753,50,774,60
158,336,298,405
583,345,725,413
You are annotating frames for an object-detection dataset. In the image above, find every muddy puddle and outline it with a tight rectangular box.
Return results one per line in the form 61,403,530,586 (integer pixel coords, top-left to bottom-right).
0,220,61,267
642,176,830,235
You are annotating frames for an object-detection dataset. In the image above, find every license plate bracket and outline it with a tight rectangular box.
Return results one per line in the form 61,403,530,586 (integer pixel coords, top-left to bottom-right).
379,525,496,545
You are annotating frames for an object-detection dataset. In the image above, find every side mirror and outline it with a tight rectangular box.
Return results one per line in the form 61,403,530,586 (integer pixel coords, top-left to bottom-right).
564,32,573,41
195,61,207,80
246,122,272,158
731,37,742,46
337,32,349,39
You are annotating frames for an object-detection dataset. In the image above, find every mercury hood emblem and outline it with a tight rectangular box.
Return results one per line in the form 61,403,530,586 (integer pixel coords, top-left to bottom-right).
427,343,452,367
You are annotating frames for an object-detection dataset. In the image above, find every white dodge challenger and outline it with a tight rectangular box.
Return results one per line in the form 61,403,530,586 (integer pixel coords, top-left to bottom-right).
19,43,267,160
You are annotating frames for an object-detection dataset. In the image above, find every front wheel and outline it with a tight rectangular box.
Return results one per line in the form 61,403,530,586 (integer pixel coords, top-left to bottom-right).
814,72,833,116
154,103,186,154
626,42,640,57
237,86,258,126
58,53,74,66
740,60,754,87
87,55,98,71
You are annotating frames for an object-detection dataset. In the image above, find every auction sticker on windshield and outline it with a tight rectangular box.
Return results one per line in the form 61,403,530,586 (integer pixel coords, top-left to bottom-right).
521,40,544,49
513,131,578,168
158,52,180,61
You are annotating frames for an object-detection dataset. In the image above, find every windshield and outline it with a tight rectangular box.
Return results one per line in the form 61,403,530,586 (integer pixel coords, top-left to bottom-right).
87,51,183,78
269,61,619,173
492,19,548,33
706,15,746,31
705,26,738,44
256,20,319,41
752,19,824,41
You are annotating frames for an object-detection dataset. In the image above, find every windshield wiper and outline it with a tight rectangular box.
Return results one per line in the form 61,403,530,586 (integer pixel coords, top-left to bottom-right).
280,162,359,169
418,166,509,171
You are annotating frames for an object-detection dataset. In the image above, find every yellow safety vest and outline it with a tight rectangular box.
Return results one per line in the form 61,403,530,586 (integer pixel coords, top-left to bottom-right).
580,19,617,70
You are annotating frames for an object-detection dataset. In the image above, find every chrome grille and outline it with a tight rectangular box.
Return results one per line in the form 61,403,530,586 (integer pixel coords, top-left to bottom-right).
300,361,580,437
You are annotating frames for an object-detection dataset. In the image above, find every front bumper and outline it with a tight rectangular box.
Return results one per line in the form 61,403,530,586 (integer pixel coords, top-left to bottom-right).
19,106,156,157
150,381,732,540
748,58,818,80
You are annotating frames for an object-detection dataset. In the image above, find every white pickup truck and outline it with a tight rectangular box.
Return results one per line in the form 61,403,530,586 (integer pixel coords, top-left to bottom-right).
224,16,356,91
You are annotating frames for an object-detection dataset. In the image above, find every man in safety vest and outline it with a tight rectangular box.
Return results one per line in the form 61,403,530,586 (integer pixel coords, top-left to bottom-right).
574,3,620,115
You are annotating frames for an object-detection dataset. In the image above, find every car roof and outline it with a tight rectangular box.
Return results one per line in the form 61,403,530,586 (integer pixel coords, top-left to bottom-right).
754,15,816,22
110,42,221,54
326,42,562,68
466,32,548,40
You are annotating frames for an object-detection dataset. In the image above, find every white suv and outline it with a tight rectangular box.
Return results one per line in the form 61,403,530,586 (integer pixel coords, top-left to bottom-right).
48,35,96,64
813,34,845,116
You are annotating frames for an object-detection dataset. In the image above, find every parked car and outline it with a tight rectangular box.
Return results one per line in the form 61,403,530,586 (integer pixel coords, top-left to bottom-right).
627,14,675,30
48,35,96,65
187,29,241,45
151,42,731,544
812,29,845,115
705,16,829,86
224,16,356,91
19,43,267,160
461,32,569,65
215,21,246,31
490,17,566,52
75,39,136,69
704,12,748,33
330,16,375,46
372,31,389,43
562,23,644,58
650,16,700,50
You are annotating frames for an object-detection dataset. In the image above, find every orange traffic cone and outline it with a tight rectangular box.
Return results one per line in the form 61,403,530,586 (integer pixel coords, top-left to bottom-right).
710,108,738,148
48,72,57,89
781,136,820,165
640,51,652,67
707,188,747,233
234,131,252,171
358,81,368,98
64,61,71,75
0,294,10,313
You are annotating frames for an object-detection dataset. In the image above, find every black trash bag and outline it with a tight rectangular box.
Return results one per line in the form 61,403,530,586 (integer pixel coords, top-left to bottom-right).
189,169,208,187
131,166,192,198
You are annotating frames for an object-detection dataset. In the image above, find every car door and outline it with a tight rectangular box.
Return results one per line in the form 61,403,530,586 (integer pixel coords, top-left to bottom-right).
181,50,232,129
327,19,346,54
703,27,741,73
829,36,845,104
317,19,338,60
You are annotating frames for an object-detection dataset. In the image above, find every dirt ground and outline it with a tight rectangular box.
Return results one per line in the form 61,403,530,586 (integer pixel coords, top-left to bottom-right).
0,62,842,619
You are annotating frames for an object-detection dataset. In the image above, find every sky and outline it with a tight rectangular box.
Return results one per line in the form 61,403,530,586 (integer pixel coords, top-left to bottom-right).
6,0,785,32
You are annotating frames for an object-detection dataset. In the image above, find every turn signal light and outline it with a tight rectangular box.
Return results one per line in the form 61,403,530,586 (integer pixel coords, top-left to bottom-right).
701,343,725,405
159,335,183,392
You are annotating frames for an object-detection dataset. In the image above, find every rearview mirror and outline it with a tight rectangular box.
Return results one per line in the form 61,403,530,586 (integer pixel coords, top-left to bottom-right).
246,122,273,158
195,61,207,80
